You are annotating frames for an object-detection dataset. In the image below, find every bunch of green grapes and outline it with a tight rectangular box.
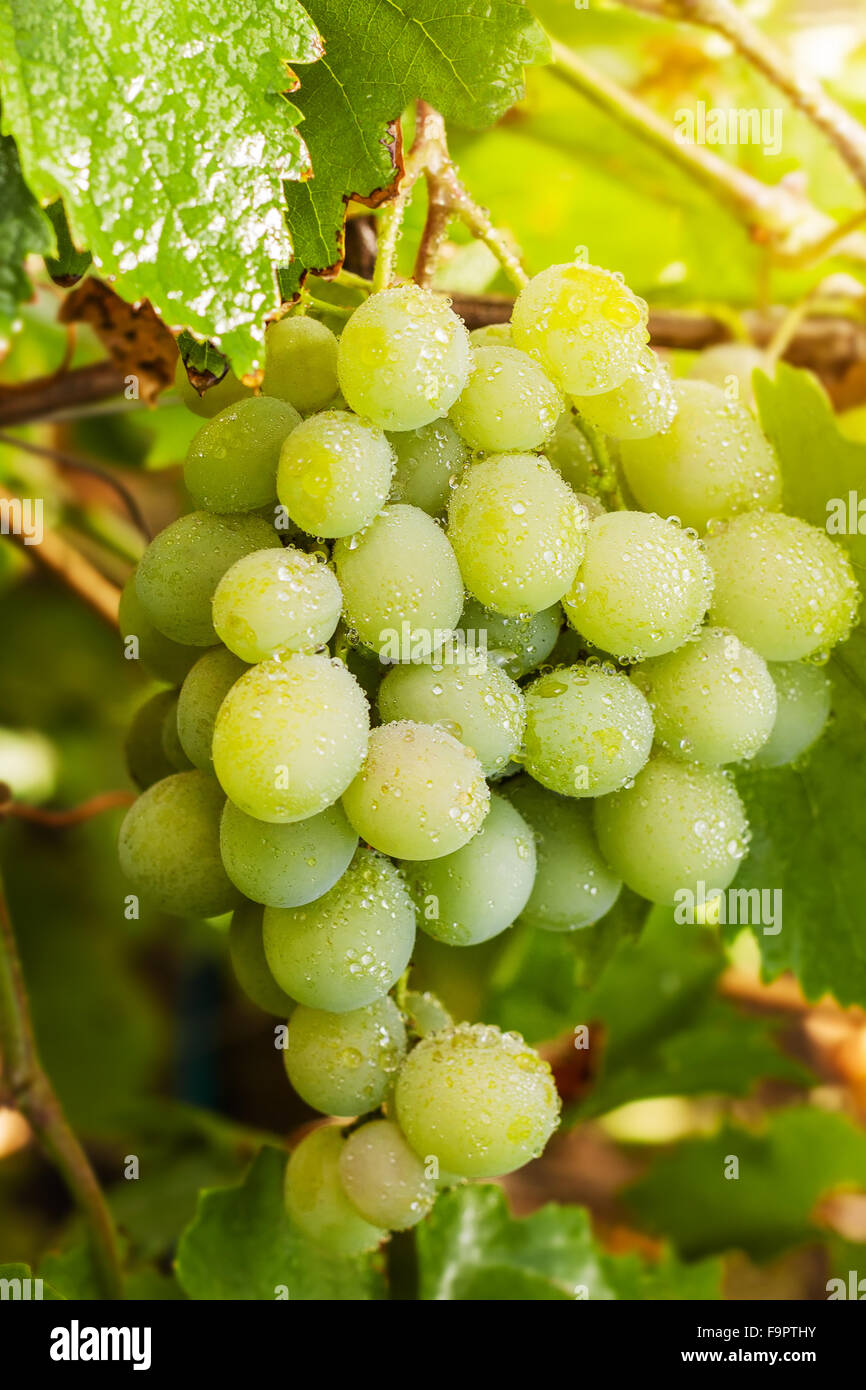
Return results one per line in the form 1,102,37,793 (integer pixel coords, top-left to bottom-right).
119,267,858,1251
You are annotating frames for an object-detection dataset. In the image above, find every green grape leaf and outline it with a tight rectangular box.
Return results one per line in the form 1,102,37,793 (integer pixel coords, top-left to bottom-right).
0,1264,65,1300
0,0,323,376
0,133,53,352
280,0,550,295
627,1106,866,1260
175,1146,386,1300
417,1186,722,1299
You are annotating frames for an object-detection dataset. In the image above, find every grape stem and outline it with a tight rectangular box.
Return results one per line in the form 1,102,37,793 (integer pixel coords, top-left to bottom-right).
0,867,125,1298
0,431,152,541
0,482,121,629
0,787,136,827
373,102,529,293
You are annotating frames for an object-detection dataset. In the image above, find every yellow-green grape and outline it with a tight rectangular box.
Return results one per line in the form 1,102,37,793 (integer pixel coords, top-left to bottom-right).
617,380,781,532
689,343,768,412
212,653,369,823
457,598,562,679
276,410,394,538
706,511,859,661
339,1119,435,1230
228,900,297,1016
119,576,201,684
632,627,777,766
220,799,357,907
751,661,832,768
342,721,489,860
118,771,241,918
573,348,676,441
263,847,416,1011
136,511,277,646
377,647,524,777
505,775,621,931
262,315,340,413
563,511,713,660
334,504,464,661
386,419,469,515
469,322,513,348
284,1126,385,1254
511,262,648,396
447,453,587,616
593,754,750,905
125,690,179,789
160,692,192,771
174,357,250,418
337,283,471,430
545,411,602,494
177,647,248,773
403,989,453,1037
395,1023,561,1178
284,998,407,1116
403,793,536,946
523,662,653,798
449,346,563,452
212,546,342,664
183,397,301,513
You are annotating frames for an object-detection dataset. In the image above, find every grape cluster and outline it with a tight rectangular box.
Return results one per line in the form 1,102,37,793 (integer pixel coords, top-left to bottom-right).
120,261,859,1252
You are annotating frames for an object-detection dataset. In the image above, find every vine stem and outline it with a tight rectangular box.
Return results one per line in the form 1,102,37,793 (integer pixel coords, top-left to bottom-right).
0,788,136,827
0,483,121,628
0,867,124,1298
0,431,151,540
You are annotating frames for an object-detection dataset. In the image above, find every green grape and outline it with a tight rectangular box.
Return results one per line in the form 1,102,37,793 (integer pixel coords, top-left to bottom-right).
404,793,536,946
284,997,407,1116
118,771,241,918
174,357,250,418
342,721,489,860
160,691,192,771
177,647,248,773
212,546,342,663
632,626,777,766
212,653,370,823
263,847,416,1011
119,576,201,683
337,283,471,430
135,511,276,646
339,1119,435,1230
262,315,340,413
511,261,648,396
447,453,587,616
387,419,469,515
183,397,301,513
276,410,395,538
689,343,768,412
505,775,621,931
457,598,562,679
572,348,676,441
523,662,654,797
563,511,714,660
544,411,602,494
395,1022,560,1178
334,504,464,661
377,646,525,776
617,380,781,531
751,661,832,768
284,1126,385,1254
220,799,357,907
706,512,860,661
403,989,453,1038
228,899,296,1015
469,323,513,348
449,345,562,452
125,690,179,789
593,754,750,905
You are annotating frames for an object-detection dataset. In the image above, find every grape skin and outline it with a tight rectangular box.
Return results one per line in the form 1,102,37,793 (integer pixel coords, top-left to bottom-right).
184,397,301,514
212,546,342,663
339,1119,435,1230
229,900,296,1016
212,653,369,824
751,661,832,768
284,998,407,1117
119,576,202,684
284,1126,385,1254
263,315,340,414
449,345,563,452
175,357,250,417
277,410,395,538
688,343,768,412
177,647,248,773
523,662,654,798
342,721,490,861
572,347,677,441
220,799,357,908
125,690,181,790
456,598,562,679
387,419,469,516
